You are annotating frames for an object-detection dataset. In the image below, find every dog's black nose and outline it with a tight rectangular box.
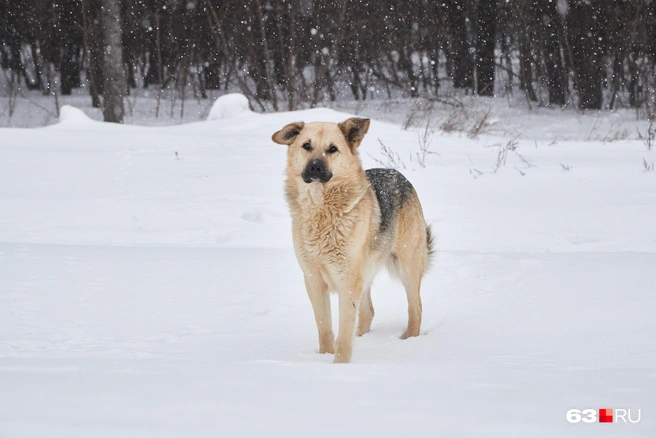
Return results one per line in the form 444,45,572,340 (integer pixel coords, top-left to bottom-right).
302,159,332,183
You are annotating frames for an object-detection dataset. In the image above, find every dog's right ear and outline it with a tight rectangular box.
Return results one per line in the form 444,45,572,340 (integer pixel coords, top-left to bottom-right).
338,117,370,150
272,122,305,145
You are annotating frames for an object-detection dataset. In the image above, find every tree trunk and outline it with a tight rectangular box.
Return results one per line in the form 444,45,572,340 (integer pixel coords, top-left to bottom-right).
101,0,127,123
445,0,473,90
567,1,603,110
648,0,656,62
515,0,536,103
476,0,497,96
82,0,102,108
60,44,79,95
517,32,537,102
536,0,567,106
30,42,45,93
400,48,419,97
254,0,278,110
430,47,440,94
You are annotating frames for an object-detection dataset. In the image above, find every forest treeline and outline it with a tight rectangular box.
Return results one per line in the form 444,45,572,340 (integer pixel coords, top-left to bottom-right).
1,0,655,122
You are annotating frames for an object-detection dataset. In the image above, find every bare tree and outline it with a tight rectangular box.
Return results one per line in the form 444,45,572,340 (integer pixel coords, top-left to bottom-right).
476,0,497,96
567,0,604,110
100,0,127,123
445,0,474,90
534,0,567,106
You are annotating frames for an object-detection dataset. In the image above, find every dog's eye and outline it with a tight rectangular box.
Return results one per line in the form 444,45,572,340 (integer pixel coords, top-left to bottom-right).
327,145,338,154
302,142,312,151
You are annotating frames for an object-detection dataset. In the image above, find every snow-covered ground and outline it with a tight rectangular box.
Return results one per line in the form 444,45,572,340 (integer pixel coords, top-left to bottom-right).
1,96,655,437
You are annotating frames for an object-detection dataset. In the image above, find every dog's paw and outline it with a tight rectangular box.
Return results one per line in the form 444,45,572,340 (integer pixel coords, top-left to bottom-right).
400,329,420,340
356,326,371,337
319,333,335,354
319,339,335,354
333,353,351,364
320,345,335,354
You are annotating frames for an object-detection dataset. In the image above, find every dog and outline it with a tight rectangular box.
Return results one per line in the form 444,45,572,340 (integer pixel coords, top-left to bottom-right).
272,117,433,363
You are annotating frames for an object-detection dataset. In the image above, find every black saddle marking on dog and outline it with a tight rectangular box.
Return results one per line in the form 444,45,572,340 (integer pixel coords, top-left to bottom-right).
366,168,414,235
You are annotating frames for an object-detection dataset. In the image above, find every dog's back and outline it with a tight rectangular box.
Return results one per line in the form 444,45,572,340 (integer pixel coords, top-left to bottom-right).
366,168,415,235
366,167,433,277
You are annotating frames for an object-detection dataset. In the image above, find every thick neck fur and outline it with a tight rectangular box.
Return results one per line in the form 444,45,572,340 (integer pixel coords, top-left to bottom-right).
285,170,369,221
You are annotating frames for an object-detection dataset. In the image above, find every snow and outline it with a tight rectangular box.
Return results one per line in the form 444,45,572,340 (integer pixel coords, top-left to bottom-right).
58,105,95,126
1,96,655,436
207,93,252,121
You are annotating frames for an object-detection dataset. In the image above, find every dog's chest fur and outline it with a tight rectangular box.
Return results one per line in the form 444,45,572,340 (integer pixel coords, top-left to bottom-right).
288,183,375,267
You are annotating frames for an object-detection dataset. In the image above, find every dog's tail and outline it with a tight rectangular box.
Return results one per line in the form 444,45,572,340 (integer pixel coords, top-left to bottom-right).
425,223,435,271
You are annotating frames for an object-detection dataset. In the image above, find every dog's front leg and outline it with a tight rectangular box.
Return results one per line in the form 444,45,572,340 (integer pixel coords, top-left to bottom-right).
334,280,363,363
304,274,334,354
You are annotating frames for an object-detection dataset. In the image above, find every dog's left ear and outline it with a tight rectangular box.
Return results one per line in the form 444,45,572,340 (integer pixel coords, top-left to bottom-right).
272,122,305,145
338,117,370,150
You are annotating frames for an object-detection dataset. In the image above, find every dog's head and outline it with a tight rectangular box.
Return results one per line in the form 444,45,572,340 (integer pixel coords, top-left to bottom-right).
272,117,370,184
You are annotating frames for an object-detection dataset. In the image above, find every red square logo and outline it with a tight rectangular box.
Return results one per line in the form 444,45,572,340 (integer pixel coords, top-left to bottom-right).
599,408,613,423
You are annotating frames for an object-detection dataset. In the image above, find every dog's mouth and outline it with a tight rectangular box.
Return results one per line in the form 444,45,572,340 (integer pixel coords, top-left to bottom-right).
302,174,332,184
302,159,332,183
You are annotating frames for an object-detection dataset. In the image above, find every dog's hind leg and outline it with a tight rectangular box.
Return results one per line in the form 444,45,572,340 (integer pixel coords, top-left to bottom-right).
388,250,423,339
401,274,422,339
357,285,374,337
392,196,428,339
334,280,364,363
304,274,334,354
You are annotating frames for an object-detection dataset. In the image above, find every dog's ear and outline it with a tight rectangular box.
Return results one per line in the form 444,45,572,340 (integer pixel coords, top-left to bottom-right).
338,117,370,150
272,122,305,145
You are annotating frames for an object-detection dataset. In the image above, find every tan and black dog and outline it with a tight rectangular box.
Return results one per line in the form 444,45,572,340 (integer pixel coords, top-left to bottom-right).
272,117,433,363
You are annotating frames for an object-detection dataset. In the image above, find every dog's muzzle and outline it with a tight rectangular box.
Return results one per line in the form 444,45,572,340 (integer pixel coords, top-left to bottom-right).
302,159,332,183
